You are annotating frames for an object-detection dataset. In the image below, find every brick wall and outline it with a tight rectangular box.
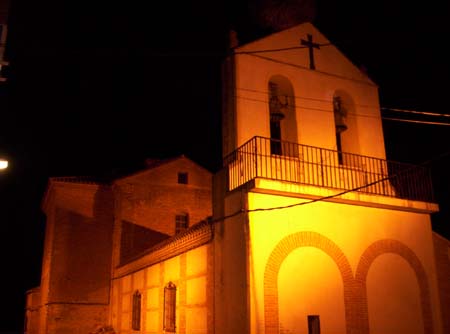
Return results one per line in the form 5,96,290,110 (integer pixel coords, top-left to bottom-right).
263,232,435,334
45,304,109,334
40,181,114,334
433,232,450,334
24,288,41,334
49,207,112,303
113,157,213,266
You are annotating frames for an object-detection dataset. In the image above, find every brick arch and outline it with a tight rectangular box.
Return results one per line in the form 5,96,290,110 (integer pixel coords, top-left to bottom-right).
355,239,433,334
264,231,356,334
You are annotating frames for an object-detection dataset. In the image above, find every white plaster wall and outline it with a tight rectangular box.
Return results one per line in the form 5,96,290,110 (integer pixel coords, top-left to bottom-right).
278,247,346,334
367,254,423,334
213,190,251,334
231,23,386,160
247,191,442,334
111,245,209,334
234,54,384,158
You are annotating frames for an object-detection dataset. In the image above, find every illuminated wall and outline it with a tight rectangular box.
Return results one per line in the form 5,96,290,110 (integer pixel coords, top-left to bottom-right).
26,156,213,334
212,189,250,334
114,157,212,235
24,288,41,334
110,244,213,334
222,23,386,160
246,190,442,334
26,22,448,334
28,180,114,334
220,22,444,334
433,233,450,334
112,157,212,266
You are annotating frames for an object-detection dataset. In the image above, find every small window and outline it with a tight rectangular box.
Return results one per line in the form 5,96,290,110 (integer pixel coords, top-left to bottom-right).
308,315,320,334
132,291,142,331
175,214,189,234
178,172,188,184
164,282,177,332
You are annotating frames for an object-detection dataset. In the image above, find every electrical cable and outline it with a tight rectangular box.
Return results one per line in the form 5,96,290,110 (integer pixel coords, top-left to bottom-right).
234,43,332,55
381,107,450,118
240,53,377,86
382,117,450,126
234,93,450,125
237,87,450,118
211,149,450,221
235,95,380,119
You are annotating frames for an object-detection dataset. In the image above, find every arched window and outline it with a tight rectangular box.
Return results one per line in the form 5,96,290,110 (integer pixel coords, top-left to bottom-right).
268,76,298,156
132,290,142,331
164,282,177,332
333,91,359,164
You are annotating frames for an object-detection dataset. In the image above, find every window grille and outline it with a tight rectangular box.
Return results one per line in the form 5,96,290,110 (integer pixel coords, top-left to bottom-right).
164,282,177,332
175,214,188,234
178,172,188,184
132,291,141,331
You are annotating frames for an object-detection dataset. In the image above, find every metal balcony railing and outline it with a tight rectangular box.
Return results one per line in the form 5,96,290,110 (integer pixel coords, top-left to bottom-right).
223,136,434,202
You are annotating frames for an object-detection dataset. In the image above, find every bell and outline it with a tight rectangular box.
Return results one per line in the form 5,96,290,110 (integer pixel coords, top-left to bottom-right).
333,96,347,132
270,111,285,122
335,114,348,133
335,122,348,133
270,95,287,121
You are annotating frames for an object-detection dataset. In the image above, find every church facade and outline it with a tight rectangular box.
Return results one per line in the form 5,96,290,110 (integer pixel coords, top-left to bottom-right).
25,23,449,334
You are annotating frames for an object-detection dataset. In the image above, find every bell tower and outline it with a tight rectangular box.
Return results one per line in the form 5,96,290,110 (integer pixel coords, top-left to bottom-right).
221,23,387,163
216,22,439,334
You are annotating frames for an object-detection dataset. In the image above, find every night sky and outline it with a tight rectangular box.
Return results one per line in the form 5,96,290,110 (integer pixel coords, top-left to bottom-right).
1,0,449,331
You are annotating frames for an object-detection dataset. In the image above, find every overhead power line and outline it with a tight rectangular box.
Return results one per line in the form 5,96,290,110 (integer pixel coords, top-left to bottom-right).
235,94,380,119
212,172,395,222
235,87,450,126
381,107,450,118
211,149,450,222
234,43,332,55
235,95,450,126
382,117,450,126
238,87,450,117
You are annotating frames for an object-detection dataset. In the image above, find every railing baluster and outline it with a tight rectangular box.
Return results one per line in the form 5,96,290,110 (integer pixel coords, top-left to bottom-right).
223,136,434,202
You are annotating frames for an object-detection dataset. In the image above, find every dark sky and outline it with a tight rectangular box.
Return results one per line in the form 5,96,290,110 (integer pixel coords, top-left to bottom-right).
1,0,449,331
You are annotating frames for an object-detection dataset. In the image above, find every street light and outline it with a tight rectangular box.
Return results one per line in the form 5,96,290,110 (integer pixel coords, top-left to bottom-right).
0,159,8,170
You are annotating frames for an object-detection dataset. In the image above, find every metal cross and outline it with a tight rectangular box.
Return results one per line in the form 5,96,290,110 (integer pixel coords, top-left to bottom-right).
300,34,320,70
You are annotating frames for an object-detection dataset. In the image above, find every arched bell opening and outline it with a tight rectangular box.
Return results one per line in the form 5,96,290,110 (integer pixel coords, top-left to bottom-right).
333,90,359,165
268,75,298,156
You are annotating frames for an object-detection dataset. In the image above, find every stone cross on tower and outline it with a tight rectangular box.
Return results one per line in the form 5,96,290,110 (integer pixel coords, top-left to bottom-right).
300,34,320,70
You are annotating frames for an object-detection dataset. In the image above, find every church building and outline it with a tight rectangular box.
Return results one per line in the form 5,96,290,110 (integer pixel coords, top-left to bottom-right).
25,23,450,334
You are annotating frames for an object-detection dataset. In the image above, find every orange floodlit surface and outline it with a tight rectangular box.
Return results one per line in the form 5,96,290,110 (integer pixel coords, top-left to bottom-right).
0,159,7,169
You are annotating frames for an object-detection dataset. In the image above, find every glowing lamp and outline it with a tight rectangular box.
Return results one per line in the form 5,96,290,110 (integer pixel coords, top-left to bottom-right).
0,159,8,170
